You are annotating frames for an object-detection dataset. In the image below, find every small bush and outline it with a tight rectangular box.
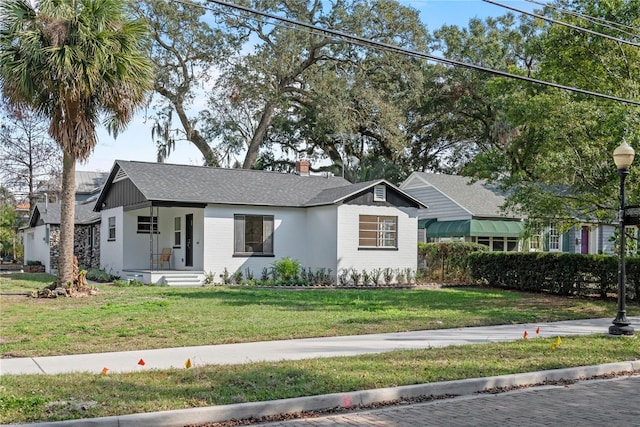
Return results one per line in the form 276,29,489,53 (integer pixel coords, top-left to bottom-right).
272,257,300,281
203,271,215,285
112,279,145,287
85,268,118,283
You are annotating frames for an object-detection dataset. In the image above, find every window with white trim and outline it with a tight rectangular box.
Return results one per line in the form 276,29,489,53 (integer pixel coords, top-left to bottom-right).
108,216,116,241
359,215,397,248
88,226,98,248
549,225,560,251
529,233,542,252
174,217,181,247
234,214,274,255
137,216,158,234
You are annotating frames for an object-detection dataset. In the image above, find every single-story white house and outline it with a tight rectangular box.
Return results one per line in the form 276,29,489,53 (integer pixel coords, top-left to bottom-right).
94,160,426,285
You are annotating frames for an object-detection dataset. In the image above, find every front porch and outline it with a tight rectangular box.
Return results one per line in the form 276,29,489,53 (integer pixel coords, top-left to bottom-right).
123,269,205,286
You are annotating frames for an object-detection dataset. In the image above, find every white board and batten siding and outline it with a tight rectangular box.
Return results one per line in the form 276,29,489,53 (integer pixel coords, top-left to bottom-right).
23,226,51,273
336,204,419,277
99,206,124,277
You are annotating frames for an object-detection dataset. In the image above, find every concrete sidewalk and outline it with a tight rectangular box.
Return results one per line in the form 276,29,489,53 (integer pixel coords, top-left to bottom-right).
2,317,638,375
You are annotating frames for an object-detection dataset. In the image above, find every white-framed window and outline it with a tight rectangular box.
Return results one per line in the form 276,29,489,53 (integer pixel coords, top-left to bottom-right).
234,214,274,255
88,226,98,248
174,217,181,247
137,216,158,234
374,185,386,202
474,236,519,252
529,233,542,252
108,216,116,241
549,225,560,251
359,215,397,248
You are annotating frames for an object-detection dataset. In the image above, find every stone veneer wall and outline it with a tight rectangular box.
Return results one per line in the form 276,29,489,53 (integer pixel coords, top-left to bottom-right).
49,224,101,271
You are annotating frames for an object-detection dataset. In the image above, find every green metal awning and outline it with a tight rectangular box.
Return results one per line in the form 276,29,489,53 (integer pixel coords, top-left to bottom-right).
425,219,524,238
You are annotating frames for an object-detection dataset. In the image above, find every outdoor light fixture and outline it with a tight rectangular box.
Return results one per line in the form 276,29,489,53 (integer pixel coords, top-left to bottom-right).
610,141,635,336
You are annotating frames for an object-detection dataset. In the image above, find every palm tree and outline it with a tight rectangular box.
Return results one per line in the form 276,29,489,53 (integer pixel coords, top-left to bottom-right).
0,0,153,285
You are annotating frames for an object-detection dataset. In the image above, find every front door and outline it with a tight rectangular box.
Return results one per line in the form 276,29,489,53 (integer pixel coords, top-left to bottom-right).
186,213,193,267
581,226,589,254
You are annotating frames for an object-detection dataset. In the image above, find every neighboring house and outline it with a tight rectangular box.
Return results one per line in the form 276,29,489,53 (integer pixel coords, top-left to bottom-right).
21,171,108,273
75,171,109,202
22,201,101,274
94,160,425,285
400,172,617,254
33,170,109,204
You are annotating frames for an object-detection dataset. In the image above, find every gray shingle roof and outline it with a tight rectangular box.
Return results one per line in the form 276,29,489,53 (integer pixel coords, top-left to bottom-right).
412,173,517,218
111,160,353,207
98,161,424,209
29,201,101,226
75,171,109,194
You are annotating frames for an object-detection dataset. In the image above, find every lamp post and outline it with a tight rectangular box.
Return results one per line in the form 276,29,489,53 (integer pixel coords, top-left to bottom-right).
610,141,635,336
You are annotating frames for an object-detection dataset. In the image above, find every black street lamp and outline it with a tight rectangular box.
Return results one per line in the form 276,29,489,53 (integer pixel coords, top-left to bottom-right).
610,141,635,336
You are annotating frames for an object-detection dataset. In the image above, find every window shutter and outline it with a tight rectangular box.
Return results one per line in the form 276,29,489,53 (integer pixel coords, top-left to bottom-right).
263,216,274,254
562,232,570,252
234,215,245,253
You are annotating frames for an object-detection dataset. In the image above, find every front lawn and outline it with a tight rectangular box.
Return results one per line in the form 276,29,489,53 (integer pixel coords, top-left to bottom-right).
2,273,637,357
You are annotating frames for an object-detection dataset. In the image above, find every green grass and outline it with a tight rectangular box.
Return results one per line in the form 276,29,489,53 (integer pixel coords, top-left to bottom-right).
0,272,57,293
1,335,638,424
1,273,639,357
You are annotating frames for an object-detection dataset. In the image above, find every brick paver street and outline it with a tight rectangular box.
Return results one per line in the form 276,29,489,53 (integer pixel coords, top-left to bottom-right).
255,376,640,427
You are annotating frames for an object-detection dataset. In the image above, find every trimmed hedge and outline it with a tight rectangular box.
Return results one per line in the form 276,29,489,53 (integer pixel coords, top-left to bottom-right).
468,252,639,301
419,242,488,282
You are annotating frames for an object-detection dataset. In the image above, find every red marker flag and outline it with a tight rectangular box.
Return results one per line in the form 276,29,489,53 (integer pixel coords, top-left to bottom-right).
535,326,540,335
523,330,528,339
138,359,146,366
101,367,109,375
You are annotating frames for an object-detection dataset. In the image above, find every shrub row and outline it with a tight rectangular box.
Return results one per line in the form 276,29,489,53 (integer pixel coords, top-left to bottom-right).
419,242,488,282
212,258,424,287
468,252,640,301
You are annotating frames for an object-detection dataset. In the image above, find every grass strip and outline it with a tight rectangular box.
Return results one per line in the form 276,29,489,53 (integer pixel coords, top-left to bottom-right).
1,335,638,424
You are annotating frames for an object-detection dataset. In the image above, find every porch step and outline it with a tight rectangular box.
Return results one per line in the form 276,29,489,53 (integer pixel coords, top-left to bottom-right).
162,273,202,287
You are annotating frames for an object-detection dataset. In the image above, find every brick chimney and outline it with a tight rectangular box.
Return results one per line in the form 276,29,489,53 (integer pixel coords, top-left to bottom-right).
295,159,310,176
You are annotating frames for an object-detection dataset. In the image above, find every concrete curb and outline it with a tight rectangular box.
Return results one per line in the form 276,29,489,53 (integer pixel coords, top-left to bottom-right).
9,360,640,427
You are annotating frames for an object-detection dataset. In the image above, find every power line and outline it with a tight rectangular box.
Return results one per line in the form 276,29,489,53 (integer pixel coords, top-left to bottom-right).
524,0,640,39
483,0,640,48
198,0,640,106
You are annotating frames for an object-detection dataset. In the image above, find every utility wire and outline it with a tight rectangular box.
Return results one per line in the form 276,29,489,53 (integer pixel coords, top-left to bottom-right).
483,0,640,48
524,0,639,38
198,0,640,106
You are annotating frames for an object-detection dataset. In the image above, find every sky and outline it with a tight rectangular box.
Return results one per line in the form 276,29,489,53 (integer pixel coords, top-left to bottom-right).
79,0,540,172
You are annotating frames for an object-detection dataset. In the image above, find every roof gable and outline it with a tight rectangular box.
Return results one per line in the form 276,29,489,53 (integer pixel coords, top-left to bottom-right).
27,202,100,227
403,172,518,219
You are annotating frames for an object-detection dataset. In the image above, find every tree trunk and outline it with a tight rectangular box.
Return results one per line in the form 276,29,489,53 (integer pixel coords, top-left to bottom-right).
243,101,276,169
174,102,220,167
57,152,76,285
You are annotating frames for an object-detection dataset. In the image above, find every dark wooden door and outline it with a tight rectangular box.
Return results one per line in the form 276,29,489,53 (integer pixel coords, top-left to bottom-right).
186,214,193,267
